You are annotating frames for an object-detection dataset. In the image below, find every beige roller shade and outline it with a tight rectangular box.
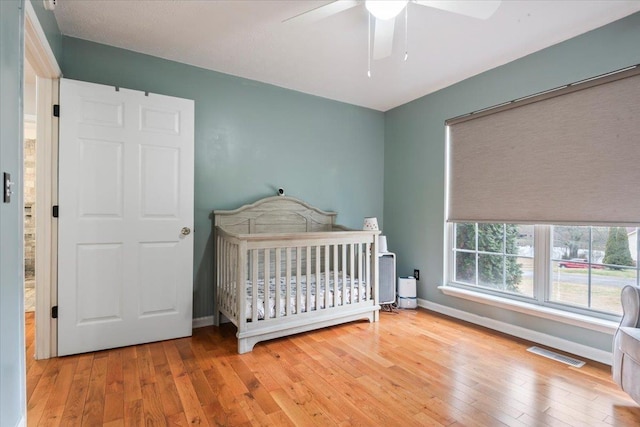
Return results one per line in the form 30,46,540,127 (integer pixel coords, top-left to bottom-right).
446,67,640,225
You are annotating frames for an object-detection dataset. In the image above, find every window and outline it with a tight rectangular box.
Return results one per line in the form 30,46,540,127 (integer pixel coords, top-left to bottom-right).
449,224,639,319
444,67,640,322
550,226,637,316
453,223,534,298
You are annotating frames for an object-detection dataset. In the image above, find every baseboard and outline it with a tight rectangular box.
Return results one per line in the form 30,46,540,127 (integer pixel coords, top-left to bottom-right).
192,316,214,329
418,298,613,366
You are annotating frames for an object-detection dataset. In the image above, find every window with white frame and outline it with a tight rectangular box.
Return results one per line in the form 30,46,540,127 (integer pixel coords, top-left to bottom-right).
444,66,640,321
452,223,534,298
449,224,639,318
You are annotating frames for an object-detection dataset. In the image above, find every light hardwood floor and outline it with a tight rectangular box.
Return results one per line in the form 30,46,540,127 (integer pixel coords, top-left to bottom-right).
26,309,640,426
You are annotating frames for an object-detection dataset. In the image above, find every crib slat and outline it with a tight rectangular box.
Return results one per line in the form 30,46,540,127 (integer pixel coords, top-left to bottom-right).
222,241,231,316
286,247,292,316
231,241,235,314
342,244,347,306
265,249,271,319
315,245,321,312
333,244,339,308
296,247,302,315
252,249,259,322
324,245,330,310
365,243,371,302
306,246,311,314
358,243,363,303
275,248,281,318
229,241,233,312
350,243,355,305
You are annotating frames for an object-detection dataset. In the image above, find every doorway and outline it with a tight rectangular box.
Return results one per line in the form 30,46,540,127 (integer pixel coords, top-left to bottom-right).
24,58,37,314
24,1,61,360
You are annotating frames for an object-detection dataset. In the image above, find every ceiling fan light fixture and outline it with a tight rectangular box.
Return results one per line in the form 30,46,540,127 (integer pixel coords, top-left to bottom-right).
365,0,409,20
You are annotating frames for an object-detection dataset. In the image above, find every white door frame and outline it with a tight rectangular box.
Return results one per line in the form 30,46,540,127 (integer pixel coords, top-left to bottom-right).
25,1,61,359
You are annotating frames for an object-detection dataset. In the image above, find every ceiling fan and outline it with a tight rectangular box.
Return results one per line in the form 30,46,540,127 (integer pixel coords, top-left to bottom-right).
285,1,501,60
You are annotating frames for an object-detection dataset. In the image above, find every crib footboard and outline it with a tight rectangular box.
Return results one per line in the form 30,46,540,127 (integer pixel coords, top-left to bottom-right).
214,228,380,353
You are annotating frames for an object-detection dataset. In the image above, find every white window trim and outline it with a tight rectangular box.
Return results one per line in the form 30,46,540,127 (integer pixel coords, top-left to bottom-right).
438,285,618,335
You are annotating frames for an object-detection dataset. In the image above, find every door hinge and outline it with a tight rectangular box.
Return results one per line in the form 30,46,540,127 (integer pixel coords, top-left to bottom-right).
53,104,60,117
51,306,58,319
52,205,59,218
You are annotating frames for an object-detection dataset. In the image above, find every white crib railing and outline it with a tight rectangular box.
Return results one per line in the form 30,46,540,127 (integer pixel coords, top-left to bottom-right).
214,228,379,353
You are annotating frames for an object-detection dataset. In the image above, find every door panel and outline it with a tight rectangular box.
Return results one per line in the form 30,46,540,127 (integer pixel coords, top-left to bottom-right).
139,242,180,316
79,139,123,217
140,145,180,217
76,243,123,324
139,105,180,134
80,98,124,127
58,78,194,356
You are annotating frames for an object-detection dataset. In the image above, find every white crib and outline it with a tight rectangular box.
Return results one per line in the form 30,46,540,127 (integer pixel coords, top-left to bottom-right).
213,196,380,353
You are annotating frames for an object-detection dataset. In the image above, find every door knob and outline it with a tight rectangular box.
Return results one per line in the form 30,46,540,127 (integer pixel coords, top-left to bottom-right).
181,227,191,236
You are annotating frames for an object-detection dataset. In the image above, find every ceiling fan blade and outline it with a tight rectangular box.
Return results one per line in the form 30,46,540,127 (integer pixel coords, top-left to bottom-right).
372,18,395,60
414,0,501,19
283,0,361,24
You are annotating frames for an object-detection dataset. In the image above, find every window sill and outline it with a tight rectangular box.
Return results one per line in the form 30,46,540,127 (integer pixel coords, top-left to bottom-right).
438,285,618,335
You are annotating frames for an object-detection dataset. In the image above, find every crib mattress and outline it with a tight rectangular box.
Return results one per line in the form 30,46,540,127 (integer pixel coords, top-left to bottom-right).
236,273,368,320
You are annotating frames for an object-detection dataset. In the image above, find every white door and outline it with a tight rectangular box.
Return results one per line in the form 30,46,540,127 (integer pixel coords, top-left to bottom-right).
58,78,194,356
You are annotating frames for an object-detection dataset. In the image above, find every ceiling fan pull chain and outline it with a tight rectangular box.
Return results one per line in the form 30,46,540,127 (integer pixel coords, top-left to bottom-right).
404,4,409,61
367,13,372,77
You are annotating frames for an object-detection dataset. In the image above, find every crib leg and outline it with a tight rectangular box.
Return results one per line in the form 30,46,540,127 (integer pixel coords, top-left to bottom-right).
238,336,259,354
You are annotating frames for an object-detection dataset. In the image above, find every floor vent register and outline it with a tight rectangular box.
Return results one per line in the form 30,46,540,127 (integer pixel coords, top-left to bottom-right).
526,346,585,368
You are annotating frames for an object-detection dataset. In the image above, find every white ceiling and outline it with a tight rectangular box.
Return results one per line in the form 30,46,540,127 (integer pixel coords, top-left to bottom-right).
53,0,640,112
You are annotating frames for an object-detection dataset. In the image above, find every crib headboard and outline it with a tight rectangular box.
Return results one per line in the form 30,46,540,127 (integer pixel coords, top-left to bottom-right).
214,196,338,234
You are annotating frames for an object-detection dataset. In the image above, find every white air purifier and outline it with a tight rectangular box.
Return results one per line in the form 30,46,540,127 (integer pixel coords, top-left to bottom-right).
379,252,396,304
397,276,417,309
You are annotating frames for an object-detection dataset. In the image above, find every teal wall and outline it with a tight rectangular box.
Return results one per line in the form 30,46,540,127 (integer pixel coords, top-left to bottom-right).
0,1,26,425
61,37,385,319
384,12,640,352
29,0,62,63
